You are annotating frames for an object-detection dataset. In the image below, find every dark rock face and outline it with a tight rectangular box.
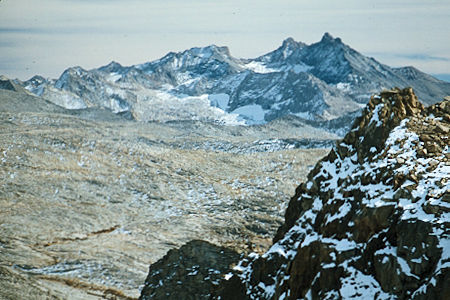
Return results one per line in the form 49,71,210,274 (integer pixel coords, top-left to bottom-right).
216,88,449,299
0,75,20,92
139,240,240,300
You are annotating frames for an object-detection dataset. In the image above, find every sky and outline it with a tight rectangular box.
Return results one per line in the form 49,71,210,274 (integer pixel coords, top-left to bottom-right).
1,0,449,81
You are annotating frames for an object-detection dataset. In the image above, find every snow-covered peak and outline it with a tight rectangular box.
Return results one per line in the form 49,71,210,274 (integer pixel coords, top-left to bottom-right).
255,37,306,65
163,45,232,63
142,44,236,70
54,66,88,89
133,44,244,86
22,75,48,96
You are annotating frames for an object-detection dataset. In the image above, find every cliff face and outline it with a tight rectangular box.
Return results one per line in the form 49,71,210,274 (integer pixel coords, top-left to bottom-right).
216,88,449,299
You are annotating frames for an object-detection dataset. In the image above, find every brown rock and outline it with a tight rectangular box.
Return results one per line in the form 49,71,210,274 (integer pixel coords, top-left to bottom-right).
420,134,433,143
425,142,441,154
436,123,449,134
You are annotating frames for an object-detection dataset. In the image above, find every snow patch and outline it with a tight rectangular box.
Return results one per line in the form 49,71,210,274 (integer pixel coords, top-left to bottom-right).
336,82,351,92
244,61,278,74
291,64,313,74
340,266,392,299
209,93,230,110
232,104,267,124
107,72,122,83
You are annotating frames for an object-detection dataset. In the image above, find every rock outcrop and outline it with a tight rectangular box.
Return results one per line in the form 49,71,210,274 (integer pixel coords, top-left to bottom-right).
139,240,240,300
0,75,19,92
215,88,449,299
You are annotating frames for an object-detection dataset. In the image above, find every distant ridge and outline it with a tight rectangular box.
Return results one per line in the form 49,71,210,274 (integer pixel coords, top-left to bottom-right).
10,33,450,133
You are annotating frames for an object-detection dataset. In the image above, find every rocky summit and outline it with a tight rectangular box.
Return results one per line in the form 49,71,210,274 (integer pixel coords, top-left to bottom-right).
197,88,448,299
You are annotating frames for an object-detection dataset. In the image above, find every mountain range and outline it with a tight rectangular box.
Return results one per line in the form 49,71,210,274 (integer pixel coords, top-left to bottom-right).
18,33,450,132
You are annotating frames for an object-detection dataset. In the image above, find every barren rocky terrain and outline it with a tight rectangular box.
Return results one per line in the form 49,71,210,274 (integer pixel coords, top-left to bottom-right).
0,88,332,299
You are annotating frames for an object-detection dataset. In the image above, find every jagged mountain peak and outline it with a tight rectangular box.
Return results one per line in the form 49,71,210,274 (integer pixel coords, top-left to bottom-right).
55,66,89,82
155,44,234,66
256,37,306,64
279,37,306,60
98,61,125,73
135,43,243,82
261,34,343,65
301,34,403,89
309,32,346,53
189,44,230,54
320,32,343,44
66,66,87,74
54,66,89,89
282,37,296,46
298,35,358,84
27,75,47,83
280,37,306,50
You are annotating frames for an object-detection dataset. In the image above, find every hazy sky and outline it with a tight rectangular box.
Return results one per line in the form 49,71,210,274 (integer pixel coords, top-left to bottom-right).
1,0,449,80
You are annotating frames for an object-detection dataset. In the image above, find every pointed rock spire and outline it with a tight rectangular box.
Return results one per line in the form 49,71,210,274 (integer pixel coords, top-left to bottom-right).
282,37,296,47
321,32,334,41
320,32,342,44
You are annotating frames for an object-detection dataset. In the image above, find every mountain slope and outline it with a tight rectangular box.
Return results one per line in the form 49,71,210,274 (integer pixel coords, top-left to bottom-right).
17,34,450,129
214,88,449,299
